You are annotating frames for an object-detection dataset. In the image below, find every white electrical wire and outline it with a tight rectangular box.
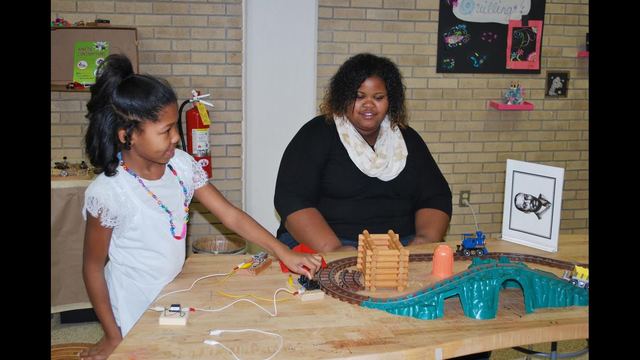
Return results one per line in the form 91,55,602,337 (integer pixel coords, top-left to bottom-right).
463,199,480,232
204,340,240,360
154,272,231,302
150,267,295,360
205,328,284,360
194,288,295,317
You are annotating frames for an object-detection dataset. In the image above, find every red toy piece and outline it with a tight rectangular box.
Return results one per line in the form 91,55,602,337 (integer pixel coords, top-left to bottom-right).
66,82,86,90
51,17,71,27
279,243,327,273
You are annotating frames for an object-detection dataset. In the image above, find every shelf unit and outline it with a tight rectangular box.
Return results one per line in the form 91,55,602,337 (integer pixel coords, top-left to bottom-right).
488,101,534,111
51,84,90,92
51,26,138,91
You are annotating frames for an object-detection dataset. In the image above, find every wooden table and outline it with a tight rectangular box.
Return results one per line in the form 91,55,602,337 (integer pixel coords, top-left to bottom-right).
110,234,588,359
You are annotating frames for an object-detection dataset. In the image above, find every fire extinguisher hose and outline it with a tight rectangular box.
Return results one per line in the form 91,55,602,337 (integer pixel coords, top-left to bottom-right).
177,99,191,151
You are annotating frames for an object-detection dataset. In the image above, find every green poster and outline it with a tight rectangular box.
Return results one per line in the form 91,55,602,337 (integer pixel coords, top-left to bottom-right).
72,41,109,85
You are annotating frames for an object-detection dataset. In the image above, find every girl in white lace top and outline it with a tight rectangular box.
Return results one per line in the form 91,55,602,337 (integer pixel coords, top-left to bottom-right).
79,54,322,360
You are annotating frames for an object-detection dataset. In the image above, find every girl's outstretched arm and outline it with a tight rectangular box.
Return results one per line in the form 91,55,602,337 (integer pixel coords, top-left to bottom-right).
194,184,322,277
80,215,122,360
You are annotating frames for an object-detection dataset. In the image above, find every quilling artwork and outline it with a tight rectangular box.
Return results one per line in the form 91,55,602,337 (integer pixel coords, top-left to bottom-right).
546,71,569,97
503,81,524,105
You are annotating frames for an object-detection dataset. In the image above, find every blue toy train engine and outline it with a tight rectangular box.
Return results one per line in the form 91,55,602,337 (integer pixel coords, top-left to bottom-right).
456,231,488,257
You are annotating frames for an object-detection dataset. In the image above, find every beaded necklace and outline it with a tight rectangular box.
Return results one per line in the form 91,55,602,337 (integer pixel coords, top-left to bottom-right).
118,153,189,240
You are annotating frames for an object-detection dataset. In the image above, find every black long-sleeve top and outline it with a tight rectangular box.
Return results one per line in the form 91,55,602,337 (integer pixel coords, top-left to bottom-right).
274,115,452,242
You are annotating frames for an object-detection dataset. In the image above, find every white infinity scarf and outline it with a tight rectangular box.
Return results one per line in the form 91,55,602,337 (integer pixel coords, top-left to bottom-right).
335,114,408,181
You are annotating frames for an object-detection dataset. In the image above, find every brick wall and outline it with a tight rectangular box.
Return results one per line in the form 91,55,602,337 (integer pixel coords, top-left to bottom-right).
317,0,588,241
51,0,243,252
51,0,588,248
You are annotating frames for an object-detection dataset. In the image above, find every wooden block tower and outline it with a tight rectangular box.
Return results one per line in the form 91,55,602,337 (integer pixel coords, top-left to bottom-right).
356,230,410,291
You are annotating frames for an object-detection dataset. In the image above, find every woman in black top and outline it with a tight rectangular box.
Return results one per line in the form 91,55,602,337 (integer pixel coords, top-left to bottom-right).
274,53,452,252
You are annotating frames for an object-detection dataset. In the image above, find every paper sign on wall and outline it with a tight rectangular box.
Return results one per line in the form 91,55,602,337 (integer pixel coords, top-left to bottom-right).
73,41,109,85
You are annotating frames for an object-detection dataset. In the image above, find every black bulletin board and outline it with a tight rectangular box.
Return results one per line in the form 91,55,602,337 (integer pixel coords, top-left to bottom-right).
436,0,546,74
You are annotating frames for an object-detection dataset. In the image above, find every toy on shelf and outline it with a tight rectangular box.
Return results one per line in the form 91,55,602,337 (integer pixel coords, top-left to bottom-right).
489,81,533,110
456,231,488,257
51,17,71,27
51,18,111,28
503,81,524,105
53,156,69,174
237,251,272,276
51,157,94,179
356,230,409,291
89,18,111,27
66,81,87,90
562,265,589,290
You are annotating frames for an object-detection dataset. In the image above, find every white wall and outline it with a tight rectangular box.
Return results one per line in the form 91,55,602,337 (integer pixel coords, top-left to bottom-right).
243,0,318,247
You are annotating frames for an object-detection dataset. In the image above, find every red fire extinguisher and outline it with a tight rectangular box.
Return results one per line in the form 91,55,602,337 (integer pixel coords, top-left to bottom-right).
177,90,213,178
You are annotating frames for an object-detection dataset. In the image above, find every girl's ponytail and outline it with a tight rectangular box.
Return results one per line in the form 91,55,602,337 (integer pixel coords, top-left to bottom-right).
84,54,176,176
85,54,135,176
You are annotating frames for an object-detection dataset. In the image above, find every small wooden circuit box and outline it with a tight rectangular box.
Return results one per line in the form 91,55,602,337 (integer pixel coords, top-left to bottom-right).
237,252,273,276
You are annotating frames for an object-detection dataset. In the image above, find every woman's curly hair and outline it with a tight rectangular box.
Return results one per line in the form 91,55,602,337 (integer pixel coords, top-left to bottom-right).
319,53,407,129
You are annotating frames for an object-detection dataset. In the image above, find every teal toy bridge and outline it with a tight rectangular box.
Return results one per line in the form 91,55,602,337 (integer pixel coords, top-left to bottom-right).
362,257,588,320
318,255,589,321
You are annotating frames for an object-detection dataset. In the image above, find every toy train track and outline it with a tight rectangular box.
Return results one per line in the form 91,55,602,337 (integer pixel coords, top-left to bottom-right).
318,265,367,304
318,252,588,306
338,269,363,292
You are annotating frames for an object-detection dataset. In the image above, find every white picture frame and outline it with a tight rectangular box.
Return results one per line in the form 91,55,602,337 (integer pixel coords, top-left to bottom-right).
501,159,564,252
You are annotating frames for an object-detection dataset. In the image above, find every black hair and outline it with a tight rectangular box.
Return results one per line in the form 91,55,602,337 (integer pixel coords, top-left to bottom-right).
319,53,407,129
84,54,177,176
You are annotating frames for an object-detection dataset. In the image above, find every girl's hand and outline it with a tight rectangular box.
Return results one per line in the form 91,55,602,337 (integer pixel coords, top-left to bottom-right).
79,333,122,360
279,250,323,278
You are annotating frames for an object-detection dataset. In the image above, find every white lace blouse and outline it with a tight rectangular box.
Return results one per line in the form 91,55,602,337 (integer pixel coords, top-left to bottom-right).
82,149,208,336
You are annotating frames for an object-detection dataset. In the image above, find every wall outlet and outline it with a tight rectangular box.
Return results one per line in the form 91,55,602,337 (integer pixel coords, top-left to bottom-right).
459,191,471,207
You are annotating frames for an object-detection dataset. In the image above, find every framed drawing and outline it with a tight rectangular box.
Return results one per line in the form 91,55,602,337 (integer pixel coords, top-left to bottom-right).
546,71,569,97
506,19,543,70
501,159,564,252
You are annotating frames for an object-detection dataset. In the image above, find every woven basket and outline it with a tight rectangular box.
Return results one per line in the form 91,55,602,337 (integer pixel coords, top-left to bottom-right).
192,235,246,255
51,343,94,360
